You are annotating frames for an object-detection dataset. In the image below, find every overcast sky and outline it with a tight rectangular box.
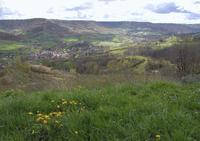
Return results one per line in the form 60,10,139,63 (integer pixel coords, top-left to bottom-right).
0,0,200,23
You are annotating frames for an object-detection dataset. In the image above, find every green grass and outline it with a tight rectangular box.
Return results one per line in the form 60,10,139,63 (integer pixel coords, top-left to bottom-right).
91,36,133,49
63,37,79,43
91,35,134,55
62,34,114,43
0,81,200,141
25,32,60,49
0,40,24,51
92,41,122,48
152,36,181,50
132,56,149,73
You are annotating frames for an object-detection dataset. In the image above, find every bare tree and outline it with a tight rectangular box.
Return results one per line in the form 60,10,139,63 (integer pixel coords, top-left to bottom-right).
176,45,187,77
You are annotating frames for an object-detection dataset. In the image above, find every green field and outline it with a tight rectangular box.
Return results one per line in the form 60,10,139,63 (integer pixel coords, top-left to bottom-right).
0,40,24,51
0,81,200,141
91,36,133,48
63,37,79,43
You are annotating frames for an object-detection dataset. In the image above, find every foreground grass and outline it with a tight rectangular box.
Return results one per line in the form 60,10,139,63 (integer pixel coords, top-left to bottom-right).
0,81,200,141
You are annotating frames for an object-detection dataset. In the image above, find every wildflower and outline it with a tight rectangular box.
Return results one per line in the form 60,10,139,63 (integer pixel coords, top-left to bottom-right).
56,112,63,117
28,112,33,115
55,120,60,124
49,112,56,117
62,101,67,105
36,117,44,122
37,113,42,117
44,115,50,119
155,134,161,140
49,112,53,116
57,105,60,108
75,131,78,134
43,120,48,124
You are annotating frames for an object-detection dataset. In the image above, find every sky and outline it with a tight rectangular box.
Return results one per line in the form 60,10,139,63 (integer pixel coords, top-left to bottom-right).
0,0,200,23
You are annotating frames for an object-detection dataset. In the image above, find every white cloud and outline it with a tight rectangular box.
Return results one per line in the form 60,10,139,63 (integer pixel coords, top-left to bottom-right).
0,0,200,23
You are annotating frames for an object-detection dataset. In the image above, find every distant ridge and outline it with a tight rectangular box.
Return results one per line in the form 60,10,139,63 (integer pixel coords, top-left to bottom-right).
0,18,200,44
0,18,200,35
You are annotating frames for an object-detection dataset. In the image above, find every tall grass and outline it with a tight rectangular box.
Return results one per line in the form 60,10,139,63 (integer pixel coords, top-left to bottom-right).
0,81,199,141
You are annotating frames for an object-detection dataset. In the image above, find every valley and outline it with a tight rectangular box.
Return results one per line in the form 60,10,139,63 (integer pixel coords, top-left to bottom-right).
0,18,200,141
1,19,200,90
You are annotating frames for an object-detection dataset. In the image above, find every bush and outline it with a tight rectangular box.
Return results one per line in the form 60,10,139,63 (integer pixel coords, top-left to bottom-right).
181,74,200,83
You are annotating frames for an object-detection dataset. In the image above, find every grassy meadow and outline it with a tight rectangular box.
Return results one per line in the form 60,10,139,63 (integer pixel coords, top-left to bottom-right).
0,81,200,141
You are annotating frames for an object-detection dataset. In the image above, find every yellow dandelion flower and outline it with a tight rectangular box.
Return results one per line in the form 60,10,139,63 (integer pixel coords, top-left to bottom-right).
155,134,161,140
43,120,48,124
36,117,43,122
55,120,59,124
44,115,49,118
56,112,62,117
37,113,42,117
62,101,67,105
28,112,33,115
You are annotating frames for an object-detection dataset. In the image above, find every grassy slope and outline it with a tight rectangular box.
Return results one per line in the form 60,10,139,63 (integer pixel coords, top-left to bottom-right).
132,56,149,74
0,81,200,141
0,40,24,51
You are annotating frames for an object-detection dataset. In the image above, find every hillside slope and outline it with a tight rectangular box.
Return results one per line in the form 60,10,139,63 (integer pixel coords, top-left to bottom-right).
0,81,200,141
1,19,200,34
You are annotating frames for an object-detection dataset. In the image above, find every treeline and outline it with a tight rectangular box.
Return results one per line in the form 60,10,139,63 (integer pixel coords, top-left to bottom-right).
41,54,145,74
144,41,200,76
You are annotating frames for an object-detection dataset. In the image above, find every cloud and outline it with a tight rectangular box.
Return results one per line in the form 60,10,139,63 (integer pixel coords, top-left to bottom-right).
0,7,14,17
0,7,21,18
65,11,92,20
194,1,200,4
186,12,200,20
131,12,143,16
146,2,187,14
98,0,125,4
103,14,109,18
98,0,116,4
1,0,200,23
77,12,92,19
145,2,200,21
65,3,92,11
187,13,200,20
47,8,54,14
